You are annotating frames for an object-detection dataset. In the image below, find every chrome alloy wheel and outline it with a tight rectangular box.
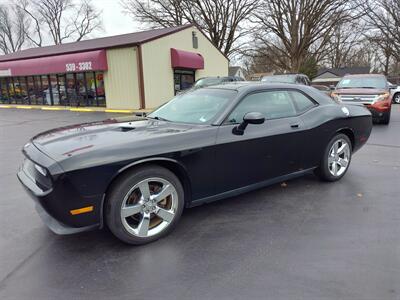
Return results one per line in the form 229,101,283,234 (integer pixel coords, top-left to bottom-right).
120,177,178,238
328,138,350,177
394,93,400,104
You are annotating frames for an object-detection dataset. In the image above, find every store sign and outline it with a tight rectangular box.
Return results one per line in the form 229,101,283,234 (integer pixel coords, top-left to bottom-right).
66,61,93,72
0,69,11,77
0,50,107,77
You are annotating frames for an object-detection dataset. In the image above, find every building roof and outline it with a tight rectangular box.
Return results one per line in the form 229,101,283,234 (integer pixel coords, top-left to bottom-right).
0,24,193,63
228,66,241,76
316,66,370,77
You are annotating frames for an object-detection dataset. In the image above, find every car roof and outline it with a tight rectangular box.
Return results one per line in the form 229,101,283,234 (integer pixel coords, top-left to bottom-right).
204,81,334,105
342,74,386,78
206,81,304,91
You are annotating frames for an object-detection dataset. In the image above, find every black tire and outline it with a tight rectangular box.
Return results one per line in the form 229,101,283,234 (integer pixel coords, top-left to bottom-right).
393,93,400,104
314,133,352,182
105,165,184,245
381,110,391,125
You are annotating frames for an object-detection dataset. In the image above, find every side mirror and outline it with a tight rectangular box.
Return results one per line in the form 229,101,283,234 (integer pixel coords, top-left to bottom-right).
389,84,397,90
232,112,265,135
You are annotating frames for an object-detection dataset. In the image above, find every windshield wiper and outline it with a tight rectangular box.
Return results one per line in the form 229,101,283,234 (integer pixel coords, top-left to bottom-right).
147,116,170,122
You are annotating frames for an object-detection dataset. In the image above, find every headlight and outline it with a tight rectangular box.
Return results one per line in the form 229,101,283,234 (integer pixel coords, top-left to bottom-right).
375,92,390,102
331,92,341,102
34,164,47,176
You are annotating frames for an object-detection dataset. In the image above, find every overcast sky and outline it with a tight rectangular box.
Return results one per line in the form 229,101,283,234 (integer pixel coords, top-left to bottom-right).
96,0,140,37
0,0,142,38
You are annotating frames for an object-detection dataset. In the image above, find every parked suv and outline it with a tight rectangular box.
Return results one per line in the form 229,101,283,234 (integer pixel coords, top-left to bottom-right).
261,73,311,85
331,74,392,124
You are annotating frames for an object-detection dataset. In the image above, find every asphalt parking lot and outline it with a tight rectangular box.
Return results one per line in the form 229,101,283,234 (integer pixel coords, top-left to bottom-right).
0,107,399,300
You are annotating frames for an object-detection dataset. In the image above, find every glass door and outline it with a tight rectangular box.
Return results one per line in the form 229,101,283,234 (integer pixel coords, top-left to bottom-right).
173,69,195,95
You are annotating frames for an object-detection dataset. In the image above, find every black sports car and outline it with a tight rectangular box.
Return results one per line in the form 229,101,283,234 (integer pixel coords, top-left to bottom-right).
17,83,372,244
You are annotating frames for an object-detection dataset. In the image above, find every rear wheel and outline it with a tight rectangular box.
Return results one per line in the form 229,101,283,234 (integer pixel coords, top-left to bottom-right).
105,165,184,245
315,134,352,182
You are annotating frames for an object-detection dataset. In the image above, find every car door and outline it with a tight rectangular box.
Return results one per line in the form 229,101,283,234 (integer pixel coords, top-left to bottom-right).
214,89,307,194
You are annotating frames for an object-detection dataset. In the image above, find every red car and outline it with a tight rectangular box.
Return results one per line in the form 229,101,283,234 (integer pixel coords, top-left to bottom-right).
331,74,392,124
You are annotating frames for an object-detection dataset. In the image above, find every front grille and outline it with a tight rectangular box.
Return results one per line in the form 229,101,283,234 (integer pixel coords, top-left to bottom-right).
22,159,52,191
340,94,377,104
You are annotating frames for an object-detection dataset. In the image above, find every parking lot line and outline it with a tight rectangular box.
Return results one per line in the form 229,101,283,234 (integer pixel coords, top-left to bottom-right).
16,106,33,109
69,108,95,112
41,107,63,111
104,109,133,113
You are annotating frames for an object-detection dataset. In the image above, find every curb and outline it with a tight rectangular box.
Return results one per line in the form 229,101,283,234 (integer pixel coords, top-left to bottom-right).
0,104,152,114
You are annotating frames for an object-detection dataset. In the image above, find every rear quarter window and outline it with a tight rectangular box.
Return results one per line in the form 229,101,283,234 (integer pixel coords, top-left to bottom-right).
289,91,317,113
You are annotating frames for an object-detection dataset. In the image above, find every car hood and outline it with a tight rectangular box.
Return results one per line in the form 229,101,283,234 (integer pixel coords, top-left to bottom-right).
335,88,388,94
31,116,213,170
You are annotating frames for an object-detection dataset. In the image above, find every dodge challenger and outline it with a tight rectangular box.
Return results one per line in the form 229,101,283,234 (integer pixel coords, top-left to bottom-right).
17,83,372,244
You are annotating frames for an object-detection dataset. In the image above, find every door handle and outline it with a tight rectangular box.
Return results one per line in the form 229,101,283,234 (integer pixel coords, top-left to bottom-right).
290,123,300,128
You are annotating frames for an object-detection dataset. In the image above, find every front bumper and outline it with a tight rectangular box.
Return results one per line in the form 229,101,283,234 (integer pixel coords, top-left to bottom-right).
17,144,103,235
366,106,390,120
18,170,99,234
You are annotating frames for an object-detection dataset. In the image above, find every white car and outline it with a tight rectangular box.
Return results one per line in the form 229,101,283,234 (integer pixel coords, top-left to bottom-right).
388,82,400,104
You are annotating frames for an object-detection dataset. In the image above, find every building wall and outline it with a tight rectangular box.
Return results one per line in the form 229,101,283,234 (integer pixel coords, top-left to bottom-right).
104,47,140,109
141,26,229,109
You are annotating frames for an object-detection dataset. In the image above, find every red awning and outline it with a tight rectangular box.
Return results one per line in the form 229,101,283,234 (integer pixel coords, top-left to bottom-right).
170,48,204,70
0,50,107,77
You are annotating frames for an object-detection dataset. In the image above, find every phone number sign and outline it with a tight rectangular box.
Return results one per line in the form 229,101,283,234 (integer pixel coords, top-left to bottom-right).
65,61,93,72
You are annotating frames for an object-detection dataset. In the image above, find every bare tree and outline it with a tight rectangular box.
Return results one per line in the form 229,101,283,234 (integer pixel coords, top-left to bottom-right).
122,0,186,27
253,0,359,72
73,0,103,41
121,0,259,57
17,0,102,46
320,21,367,68
17,0,44,47
0,5,28,54
362,0,400,60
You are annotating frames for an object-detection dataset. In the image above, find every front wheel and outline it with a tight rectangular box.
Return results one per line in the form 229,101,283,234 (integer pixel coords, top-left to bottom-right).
315,134,352,182
105,165,184,245
393,93,400,104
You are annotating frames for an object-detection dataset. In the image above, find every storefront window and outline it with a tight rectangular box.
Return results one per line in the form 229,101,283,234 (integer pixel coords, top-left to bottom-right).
48,75,58,105
75,73,86,106
56,74,68,105
5,78,11,103
41,75,52,105
10,78,18,103
0,78,6,103
0,72,106,107
26,77,34,104
18,77,28,104
66,73,75,105
85,72,96,106
33,76,44,104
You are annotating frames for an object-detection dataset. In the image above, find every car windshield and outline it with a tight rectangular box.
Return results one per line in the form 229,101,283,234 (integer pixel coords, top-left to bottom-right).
147,88,236,124
261,75,296,83
194,77,224,87
337,76,387,89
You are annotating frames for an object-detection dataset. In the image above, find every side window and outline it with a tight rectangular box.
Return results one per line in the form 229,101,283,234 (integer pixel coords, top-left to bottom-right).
289,91,316,113
226,91,297,123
